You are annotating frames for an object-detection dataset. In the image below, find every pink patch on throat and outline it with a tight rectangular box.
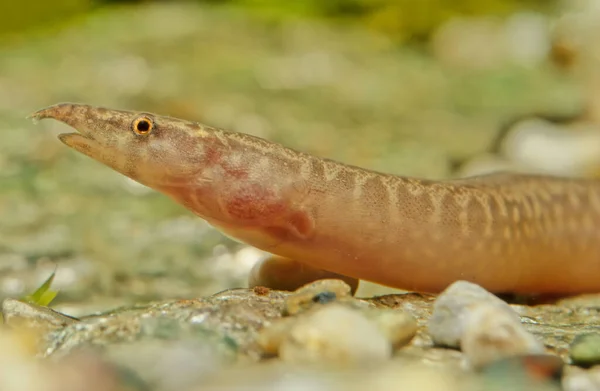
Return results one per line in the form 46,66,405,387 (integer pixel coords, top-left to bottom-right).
224,184,286,222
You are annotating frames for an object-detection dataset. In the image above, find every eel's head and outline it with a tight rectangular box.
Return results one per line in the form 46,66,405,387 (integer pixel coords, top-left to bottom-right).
30,103,217,190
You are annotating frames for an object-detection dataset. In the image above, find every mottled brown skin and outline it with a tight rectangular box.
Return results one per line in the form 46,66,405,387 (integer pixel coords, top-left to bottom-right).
30,103,600,294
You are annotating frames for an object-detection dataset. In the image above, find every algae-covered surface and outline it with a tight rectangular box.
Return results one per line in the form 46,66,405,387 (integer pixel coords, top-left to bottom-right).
0,2,583,312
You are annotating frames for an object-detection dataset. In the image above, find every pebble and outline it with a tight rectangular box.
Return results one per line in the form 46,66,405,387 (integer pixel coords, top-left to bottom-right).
198,361,468,391
197,362,348,391
364,363,465,391
1,298,78,350
257,316,296,355
501,119,600,177
283,279,357,316
363,308,418,348
570,333,600,367
427,280,521,348
278,304,392,365
105,339,229,391
461,303,545,368
427,281,544,368
0,328,122,391
260,279,417,361
259,306,417,359
2,298,78,327
563,366,600,391
479,354,563,391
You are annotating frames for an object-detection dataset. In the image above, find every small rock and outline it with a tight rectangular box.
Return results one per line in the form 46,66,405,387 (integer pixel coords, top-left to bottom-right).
563,366,600,391
461,303,545,368
283,279,355,316
259,306,417,356
49,351,125,391
479,354,563,391
501,118,600,177
570,333,600,367
197,361,347,390
2,298,78,330
198,360,470,391
2,298,78,352
364,308,418,349
104,338,229,391
279,304,392,365
0,328,123,391
428,280,520,348
0,328,49,390
257,316,296,355
365,362,468,391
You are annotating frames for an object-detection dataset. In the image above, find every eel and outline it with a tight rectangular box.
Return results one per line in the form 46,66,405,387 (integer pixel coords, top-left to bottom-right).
30,103,600,294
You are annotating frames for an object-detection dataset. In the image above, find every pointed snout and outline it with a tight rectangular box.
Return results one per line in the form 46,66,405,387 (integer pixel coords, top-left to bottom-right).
29,103,91,126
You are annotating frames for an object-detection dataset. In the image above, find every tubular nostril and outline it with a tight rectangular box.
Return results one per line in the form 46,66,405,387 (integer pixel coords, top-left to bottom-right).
29,103,71,121
28,103,88,125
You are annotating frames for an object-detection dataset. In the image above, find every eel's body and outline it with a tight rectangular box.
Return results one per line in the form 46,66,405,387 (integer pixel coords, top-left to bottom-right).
30,103,600,294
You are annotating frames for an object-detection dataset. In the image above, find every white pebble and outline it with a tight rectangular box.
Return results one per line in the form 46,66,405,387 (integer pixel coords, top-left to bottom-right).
280,304,392,365
428,280,519,348
563,367,600,391
461,303,545,368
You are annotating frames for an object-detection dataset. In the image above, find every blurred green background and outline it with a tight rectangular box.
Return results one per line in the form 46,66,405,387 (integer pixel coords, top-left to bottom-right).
0,0,555,43
0,0,597,312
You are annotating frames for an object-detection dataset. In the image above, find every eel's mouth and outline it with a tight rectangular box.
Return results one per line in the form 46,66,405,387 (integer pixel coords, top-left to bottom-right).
29,103,98,152
56,132,93,147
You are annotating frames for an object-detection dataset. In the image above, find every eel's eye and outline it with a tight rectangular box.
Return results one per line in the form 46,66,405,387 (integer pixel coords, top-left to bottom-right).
132,116,153,135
